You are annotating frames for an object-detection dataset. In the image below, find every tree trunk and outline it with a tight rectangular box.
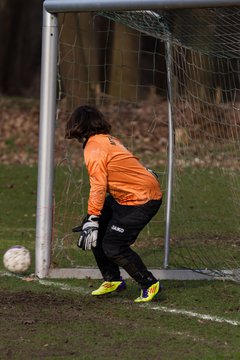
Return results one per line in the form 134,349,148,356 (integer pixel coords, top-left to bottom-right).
108,22,140,103
58,13,100,110
0,0,42,97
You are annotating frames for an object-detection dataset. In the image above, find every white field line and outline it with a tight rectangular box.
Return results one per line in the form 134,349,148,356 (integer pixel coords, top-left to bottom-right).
140,304,240,326
0,271,89,295
1,271,239,326
38,279,89,295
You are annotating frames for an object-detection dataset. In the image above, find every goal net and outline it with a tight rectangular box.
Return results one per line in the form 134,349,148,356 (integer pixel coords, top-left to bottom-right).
49,6,240,281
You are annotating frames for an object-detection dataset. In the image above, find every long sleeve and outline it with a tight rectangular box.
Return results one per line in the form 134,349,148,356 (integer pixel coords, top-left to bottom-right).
84,141,108,215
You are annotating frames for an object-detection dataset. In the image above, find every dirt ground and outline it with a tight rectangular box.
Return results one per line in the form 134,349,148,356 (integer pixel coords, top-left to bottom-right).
0,96,169,167
1,278,240,360
0,282,160,360
1,96,239,170
0,289,86,358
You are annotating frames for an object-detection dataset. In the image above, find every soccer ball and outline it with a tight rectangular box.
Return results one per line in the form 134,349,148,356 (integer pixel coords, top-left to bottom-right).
3,245,31,274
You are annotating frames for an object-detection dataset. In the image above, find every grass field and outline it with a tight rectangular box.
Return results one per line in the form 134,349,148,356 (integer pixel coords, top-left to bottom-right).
1,275,240,359
1,164,240,359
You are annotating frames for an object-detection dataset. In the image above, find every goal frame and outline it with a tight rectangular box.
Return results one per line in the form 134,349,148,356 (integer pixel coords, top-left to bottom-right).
36,0,240,279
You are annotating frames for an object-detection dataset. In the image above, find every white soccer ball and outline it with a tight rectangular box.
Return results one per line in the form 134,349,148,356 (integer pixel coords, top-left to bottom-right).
3,245,31,274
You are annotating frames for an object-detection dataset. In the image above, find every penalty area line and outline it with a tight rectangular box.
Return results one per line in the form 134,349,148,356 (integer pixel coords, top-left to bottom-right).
141,304,240,326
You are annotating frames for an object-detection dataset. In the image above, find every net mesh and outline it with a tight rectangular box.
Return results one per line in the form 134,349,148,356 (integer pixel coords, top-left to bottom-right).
52,7,240,281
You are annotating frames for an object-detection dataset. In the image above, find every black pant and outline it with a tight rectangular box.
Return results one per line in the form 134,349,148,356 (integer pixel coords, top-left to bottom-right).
92,196,162,289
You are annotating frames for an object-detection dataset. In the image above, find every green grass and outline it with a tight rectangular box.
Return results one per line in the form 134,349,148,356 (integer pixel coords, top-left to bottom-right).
1,164,240,271
1,164,240,359
171,167,240,236
0,165,37,250
0,276,240,359
51,165,240,270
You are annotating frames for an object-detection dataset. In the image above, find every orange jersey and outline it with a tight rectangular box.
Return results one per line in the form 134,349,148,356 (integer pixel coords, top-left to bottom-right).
84,134,162,215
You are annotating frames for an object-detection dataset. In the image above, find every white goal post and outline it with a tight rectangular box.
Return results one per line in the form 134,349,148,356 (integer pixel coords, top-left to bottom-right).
36,0,240,280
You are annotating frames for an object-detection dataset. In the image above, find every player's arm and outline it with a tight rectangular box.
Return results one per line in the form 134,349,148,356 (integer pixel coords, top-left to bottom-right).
85,141,108,216
73,141,108,250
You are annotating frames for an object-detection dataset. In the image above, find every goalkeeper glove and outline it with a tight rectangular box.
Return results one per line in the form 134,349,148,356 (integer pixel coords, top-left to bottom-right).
72,215,99,250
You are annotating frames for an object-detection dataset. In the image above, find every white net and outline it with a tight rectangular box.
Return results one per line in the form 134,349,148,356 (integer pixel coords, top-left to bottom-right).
52,8,240,281
53,12,168,270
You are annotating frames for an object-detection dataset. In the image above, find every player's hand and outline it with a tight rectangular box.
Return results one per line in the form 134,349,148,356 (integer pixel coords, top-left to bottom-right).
74,215,99,250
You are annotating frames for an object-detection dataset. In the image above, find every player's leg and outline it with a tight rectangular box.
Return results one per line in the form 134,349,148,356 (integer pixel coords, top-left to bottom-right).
102,198,162,301
92,196,121,281
91,196,126,295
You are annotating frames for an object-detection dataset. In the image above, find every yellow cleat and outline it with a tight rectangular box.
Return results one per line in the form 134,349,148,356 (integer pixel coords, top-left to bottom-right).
91,279,126,296
134,281,161,303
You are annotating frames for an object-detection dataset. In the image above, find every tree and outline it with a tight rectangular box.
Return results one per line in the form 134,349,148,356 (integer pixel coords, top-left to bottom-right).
108,22,140,102
0,0,42,97
58,13,100,109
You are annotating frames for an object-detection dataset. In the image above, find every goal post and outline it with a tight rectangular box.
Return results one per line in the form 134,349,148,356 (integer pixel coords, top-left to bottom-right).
36,0,240,281
35,8,58,278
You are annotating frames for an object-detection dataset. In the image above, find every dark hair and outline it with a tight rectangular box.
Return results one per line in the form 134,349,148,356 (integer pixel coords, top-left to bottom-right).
65,105,111,141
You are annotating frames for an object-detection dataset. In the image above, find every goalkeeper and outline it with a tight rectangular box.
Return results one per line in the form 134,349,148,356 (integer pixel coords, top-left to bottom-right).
65,105,162,302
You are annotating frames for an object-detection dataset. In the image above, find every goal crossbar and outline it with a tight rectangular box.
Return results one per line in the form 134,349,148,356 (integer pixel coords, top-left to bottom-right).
44,0,240,13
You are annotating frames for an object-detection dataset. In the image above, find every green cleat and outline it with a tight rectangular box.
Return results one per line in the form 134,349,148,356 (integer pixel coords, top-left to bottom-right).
91,279,126,296
134,281,161,303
